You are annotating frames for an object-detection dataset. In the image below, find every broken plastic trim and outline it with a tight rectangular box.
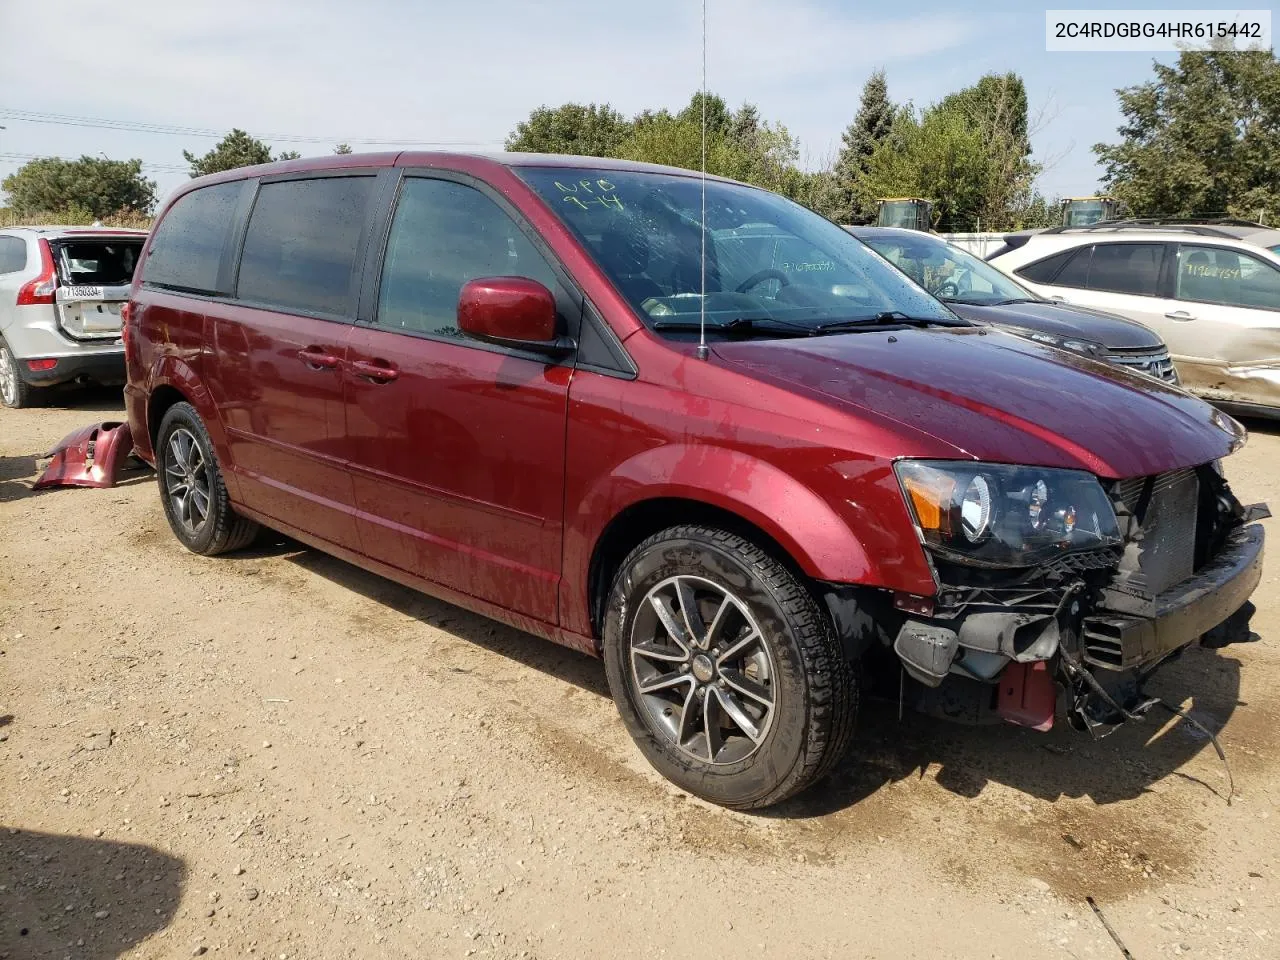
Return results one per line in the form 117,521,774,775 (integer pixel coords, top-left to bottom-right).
33,421,135,489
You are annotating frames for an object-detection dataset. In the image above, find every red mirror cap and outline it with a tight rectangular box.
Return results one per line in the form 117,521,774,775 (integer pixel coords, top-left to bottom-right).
458,277,556,344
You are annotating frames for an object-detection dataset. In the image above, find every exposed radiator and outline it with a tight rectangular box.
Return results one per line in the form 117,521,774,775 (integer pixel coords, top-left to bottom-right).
1102,467,1199,614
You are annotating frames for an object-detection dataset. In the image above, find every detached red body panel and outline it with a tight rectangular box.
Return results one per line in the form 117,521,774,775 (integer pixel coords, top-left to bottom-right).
34,421,135,490
997,661,1057,732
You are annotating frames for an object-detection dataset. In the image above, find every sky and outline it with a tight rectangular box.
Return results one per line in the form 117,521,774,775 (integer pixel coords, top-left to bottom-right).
0,0,1198,208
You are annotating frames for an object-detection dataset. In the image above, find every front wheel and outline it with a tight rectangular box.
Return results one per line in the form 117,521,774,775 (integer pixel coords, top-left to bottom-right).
155,402,259,555
602,525,857,809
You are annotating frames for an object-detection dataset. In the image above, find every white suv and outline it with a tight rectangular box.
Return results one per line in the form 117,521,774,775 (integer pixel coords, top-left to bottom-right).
0,226,148,408
988,221,1280,418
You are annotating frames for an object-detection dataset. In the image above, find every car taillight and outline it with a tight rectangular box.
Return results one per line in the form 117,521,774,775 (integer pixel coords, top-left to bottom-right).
16,239,56,305
27,358,58,372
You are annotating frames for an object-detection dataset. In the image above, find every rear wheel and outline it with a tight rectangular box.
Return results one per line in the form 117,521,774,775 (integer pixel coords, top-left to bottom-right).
0,339,33,409
156,402,258,555
602,525,857,809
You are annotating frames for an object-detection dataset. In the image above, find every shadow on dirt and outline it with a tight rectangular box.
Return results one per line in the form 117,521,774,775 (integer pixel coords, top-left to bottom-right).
777,644,1245,817
225,538,1249,818
0,828,186,959
0,454,37,503
16,384,126,412
238,532,610,699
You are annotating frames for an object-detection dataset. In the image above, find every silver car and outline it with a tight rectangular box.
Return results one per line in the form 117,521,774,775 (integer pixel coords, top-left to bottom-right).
987,221,1280,418
0,226,148,407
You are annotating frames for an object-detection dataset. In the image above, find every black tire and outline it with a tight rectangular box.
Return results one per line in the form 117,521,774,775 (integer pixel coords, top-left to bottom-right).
0,338,33,409
155,402,258,555
602,525,857,809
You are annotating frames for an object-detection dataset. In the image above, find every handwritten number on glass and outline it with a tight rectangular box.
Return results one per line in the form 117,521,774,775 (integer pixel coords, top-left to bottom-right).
555,179,624,212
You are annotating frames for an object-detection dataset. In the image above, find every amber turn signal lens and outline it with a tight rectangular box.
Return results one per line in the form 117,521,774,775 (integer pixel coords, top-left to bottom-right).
901,468,955,535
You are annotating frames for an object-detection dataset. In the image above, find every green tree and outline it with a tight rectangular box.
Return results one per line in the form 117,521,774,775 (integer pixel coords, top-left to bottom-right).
1094,49,1280,222
828,70,896,223
334,143,353,155
1,156,156,217
855,73,1040,231
183,129,300,178
676,92,733,138
504,103,632,156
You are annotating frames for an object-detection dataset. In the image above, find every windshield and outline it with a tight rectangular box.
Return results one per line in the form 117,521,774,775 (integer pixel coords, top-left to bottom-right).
1064,201,1105,226
860,232,1034,305
878,201,923,229
516,167,957,335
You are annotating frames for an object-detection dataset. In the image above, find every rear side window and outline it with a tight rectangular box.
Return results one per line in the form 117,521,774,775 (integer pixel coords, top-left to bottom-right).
144,182,243,294
1086,243,1164,296
1052,246,1093,287
0,236,26,274
236,177,375,317
1015,248,1077,284
1176,245,1280,309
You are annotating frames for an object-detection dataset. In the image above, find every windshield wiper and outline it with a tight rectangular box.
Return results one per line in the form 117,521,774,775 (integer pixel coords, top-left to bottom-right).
650,317,811,338
811,311,970,334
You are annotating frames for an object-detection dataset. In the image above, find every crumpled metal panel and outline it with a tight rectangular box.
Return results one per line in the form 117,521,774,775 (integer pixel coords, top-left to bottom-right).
33,421,135,489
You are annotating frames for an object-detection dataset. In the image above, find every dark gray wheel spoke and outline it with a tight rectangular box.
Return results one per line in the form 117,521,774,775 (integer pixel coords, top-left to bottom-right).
631,574,776,767
703,595,734,649
702,692,724,761
721,668,773,708
675,683,701,746
714,688,765,743
675,579,706,648
638,671,693,695
633,640,688,663
715,630,761,666
649,594,692,653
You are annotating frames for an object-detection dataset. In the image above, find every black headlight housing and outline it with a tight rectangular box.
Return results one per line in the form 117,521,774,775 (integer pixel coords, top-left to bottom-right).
895,460,1122,568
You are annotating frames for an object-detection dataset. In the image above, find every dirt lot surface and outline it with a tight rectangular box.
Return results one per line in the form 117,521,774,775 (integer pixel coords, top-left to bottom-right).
2,389,1279,960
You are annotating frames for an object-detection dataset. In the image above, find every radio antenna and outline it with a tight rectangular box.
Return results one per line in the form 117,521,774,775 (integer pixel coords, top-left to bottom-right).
696,0,709,361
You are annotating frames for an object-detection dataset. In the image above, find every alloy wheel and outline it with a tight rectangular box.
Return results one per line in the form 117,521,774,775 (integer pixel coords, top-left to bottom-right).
0,345,15,406
629,575,777,765
164,427,211,534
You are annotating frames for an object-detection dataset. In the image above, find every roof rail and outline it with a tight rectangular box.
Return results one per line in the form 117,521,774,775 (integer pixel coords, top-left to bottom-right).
1038,218,1266,239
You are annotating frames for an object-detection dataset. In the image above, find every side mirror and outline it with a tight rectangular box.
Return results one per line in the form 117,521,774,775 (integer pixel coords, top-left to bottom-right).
457,277,573,355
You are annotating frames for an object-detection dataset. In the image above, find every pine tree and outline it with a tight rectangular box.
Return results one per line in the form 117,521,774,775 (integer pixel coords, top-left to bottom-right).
830,71,896,223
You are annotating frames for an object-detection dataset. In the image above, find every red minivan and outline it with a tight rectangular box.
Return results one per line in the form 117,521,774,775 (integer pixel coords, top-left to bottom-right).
125,153,1266,808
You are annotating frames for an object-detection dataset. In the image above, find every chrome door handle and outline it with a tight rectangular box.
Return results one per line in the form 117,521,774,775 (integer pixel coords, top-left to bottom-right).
1165,310,1195,321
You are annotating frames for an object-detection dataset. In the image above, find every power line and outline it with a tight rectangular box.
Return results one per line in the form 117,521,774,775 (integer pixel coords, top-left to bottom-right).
0,108,503,147
0,151,190,173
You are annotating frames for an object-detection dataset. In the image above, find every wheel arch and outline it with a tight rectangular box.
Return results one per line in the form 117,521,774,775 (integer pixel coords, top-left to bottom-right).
147,383,189,449
587,497,812,642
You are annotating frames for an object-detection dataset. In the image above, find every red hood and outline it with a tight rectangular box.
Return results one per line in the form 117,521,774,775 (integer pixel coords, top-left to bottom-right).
713,327,1243,479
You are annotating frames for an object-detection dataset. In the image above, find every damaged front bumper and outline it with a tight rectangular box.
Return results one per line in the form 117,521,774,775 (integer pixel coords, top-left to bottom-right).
1080,523,1263,670
884,500,1267,735
33,421,135,490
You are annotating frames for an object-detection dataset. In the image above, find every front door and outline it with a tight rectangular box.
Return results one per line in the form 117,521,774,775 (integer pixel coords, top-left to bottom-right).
344,175,575,623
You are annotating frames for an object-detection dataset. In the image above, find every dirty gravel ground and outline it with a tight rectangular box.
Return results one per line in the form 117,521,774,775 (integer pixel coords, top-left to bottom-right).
1,389,1278,960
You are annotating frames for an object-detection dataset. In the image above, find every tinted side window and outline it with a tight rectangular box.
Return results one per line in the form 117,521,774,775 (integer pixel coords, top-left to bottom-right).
143,182,243,294
0,236,26,274
1052,246,1093,287
375,178,559,339
1086,243,1163,296
1016,248,1078,284
1175,245,1280,310
237,177,375,317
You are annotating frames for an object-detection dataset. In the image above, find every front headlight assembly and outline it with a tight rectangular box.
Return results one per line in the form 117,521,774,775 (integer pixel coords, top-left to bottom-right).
895,461,1121,568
